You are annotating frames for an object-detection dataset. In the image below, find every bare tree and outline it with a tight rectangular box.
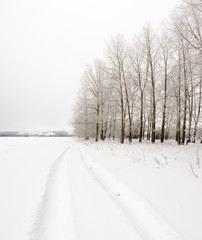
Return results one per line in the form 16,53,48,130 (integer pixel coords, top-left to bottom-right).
173,0,202,53
73,85,90,140
106,34,129,143
192,64,202,142
83,60,107,141
73,0,202,145
181,37,189,144
159,32,174,142
130,36,148,142
143,25,158,143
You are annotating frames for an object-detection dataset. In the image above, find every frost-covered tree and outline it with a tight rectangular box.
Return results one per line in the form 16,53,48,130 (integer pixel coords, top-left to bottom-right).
73,0,202,144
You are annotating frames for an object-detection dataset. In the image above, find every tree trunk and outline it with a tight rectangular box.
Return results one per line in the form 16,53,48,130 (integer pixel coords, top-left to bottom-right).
95,105,99,142
176,47,181,145
187,51,193,144
85,106,89,140
120,76,125,144
161,64,168,143
122,68,132,143
187,92,193,143
151,68,156,143
193,73,202,142
112,103,118,140
139,91,143,142
147,109,151,140
100,101,104,140
143,110,146,140
181,42,187,145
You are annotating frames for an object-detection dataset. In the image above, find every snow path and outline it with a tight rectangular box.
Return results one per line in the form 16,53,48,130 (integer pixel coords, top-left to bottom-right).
31,148,77,240
68,145,141,240
31,143,183,240
80,146,183,240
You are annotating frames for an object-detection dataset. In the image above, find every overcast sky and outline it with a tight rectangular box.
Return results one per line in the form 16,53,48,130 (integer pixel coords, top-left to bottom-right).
0,0,178,132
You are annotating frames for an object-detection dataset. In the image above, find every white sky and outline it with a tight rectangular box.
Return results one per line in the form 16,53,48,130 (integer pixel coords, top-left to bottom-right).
0,0,178,132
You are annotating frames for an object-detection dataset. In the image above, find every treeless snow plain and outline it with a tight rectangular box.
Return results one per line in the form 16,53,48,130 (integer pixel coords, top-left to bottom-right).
0,137,201,240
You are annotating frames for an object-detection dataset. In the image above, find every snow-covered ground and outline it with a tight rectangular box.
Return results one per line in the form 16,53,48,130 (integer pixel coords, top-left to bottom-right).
0,137,201,240
0,138,68,240
81,139,202,240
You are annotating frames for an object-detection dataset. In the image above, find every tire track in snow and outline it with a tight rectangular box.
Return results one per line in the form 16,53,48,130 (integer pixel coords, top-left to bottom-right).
30,147,78,240
80,146,183,240
67,145,142,240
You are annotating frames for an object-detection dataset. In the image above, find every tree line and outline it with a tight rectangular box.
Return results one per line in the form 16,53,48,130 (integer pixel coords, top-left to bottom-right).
73,0,202,144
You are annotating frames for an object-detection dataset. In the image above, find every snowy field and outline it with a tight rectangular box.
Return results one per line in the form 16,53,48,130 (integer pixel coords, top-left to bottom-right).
0,137,201,240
